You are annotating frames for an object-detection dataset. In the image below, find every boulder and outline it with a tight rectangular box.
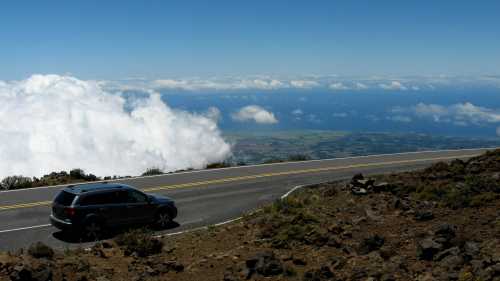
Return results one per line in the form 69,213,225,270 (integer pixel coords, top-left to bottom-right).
302,266,335,281
393,198,411,211
10,265,32,281
417,238,443,260
358,235,385,255
351,173,364,182
433,246,461,262
463,241,480,260
163,261,184,273
372,182,389,193
351,186,368,195
293,258,307,266
414,210,434,221
438,254,464,271
433,224,456,245
10,264,52,281
349,173,376,195
356,179,375,188
245,251,283,278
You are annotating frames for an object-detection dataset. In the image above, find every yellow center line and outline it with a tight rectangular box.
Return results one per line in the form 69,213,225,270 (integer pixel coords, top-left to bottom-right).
0,154,478,212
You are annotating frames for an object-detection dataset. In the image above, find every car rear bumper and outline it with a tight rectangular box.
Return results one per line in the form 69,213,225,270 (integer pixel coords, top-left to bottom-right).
50,214,74,231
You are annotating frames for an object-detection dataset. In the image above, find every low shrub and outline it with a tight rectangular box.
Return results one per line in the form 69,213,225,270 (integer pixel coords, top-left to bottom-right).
115,228,163,257
28,242,54,259
287,154,311,162
470,192,499,207
206,162,232,169
141,168,164,176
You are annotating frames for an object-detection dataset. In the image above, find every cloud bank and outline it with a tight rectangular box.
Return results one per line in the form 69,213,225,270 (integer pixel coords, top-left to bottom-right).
152,78,285,91
100,75,500,94
379,81,408,91
0,74,231,178
390,102,500,135
232,105,278,124
411,102,500,124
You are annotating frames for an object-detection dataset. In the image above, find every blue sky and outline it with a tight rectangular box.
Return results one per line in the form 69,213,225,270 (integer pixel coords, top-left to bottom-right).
1,0,500,79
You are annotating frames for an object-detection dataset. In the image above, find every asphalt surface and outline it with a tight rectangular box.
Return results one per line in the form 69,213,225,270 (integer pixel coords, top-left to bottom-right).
0,148,494,251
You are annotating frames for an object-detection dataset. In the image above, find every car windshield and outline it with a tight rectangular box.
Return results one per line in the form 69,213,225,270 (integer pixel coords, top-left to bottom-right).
54,191,76,206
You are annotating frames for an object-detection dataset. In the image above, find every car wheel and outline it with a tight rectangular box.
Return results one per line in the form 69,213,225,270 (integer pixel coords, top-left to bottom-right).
155,210,171,229
84,219,103,240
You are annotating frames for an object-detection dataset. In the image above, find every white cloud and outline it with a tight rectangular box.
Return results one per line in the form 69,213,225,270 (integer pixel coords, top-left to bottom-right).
292,109,303,115
153,79,191,90
307,114,321,123
379,81,408,90
392,102,500,135
232,105,278,124
413,103,449,122
332,112,348,118
0,75,231,178
354,82,368,90
388,115,412,123
152,78,287,91
413,102,500,124
290,80,319,89
205,107,222,122
365,114,380,122
329,82,350,90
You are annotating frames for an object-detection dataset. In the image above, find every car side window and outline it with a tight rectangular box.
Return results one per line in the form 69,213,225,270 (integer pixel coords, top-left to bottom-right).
79,191,126,205
79,193,104,206
127,190,148,203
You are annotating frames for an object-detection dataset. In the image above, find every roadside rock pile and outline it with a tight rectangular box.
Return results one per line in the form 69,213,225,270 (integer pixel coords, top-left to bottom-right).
416,223,500,280
348,173,389,195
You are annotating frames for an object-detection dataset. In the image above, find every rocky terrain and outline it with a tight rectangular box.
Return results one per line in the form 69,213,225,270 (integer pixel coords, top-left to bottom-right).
1,149,500,281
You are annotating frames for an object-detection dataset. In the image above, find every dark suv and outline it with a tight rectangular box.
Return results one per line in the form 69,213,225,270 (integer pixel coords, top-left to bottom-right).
50,183,177,237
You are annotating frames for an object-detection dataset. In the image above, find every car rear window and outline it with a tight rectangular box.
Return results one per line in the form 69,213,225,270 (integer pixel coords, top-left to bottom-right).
54,191,76,206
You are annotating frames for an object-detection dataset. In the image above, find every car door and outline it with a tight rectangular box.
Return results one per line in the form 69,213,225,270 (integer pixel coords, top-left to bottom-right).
123,189,156,224
79,191,128,226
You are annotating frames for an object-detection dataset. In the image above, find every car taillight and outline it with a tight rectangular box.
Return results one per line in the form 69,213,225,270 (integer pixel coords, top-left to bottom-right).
64,207,76,217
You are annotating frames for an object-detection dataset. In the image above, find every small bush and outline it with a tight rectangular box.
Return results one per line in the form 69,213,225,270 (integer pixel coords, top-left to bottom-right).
287,154,311,162
69,168,98,181
141,168,164,176
69,168,86,179
115,228,163,257
263,158,285,164
206,162,231,169
272,197,304,213
28,242,54,259
470,192,499,207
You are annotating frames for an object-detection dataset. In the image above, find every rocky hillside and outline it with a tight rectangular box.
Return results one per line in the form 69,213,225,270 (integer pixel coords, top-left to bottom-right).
1,150,500,281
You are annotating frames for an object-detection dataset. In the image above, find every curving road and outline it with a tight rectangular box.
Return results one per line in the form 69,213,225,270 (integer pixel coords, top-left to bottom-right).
0,148,495,251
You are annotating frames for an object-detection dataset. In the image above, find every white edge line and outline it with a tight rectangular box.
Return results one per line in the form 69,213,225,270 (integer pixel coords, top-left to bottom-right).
155,182,316,239
0,224,51,234
0,147,496,194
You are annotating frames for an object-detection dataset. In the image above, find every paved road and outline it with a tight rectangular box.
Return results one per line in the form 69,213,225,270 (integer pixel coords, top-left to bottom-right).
0,148,494,251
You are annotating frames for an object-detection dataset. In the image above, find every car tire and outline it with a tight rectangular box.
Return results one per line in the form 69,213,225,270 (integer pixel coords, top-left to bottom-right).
83,218,104,240
155,210,172,229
